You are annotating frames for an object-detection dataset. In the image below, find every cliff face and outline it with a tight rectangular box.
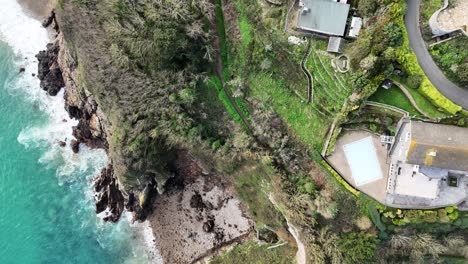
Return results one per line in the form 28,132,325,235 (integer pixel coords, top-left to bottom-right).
57,33,109,150
35,31,128,221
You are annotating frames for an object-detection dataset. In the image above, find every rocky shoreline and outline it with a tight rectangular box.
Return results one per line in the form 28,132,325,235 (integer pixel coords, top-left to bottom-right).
36,14,128,223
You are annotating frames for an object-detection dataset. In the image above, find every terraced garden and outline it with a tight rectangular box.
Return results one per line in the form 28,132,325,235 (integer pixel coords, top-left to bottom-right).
304,39,354,116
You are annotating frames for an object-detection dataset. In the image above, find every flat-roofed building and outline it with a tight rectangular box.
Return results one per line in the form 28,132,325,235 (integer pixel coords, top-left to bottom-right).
327,37,346,53
297,0,350,36
388,120,468,201
406,122,468,172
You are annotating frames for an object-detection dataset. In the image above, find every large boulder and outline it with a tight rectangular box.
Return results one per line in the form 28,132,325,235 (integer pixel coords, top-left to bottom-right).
36,42,65,96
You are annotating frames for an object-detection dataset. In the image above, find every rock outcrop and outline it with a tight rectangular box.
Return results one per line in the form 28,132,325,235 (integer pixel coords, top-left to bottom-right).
39,16,121,221
94,165,124,222
36,41,65,96
56,33,109,150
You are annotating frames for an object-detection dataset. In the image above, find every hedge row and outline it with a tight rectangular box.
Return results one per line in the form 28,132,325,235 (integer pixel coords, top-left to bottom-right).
321,160,360,196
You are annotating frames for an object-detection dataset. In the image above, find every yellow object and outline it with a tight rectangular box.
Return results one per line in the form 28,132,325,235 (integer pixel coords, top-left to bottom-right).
321,160,360,196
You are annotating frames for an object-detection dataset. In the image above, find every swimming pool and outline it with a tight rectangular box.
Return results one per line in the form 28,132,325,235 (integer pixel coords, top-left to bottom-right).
343,136,383,186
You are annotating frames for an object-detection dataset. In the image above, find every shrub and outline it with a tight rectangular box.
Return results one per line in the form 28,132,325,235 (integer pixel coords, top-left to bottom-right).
448,210,459,220
321,161,360,196
338,232,379,264
356,215,373,230
438,209,451,223
211,140,222,151
407,74,423,88
359,0,378,16
422,210,438,223
445,206,455,213
419,78,462,114
457,63,468,83
384,22,403,47
297,176,316,195
368,205,386,232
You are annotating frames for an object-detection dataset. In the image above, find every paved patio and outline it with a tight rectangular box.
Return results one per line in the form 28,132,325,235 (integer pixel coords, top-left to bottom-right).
438,0,468,32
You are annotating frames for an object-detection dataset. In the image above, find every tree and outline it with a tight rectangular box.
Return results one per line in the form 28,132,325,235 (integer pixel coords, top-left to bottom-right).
360,54,378,71
316,227,343,264
389,234,447,262
384,23,403,47
313,191,338,219
356,216,373,230
407,74,423,88
359,0,378,16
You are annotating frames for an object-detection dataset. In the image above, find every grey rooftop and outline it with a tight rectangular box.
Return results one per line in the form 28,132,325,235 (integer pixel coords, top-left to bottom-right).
297,0,350,36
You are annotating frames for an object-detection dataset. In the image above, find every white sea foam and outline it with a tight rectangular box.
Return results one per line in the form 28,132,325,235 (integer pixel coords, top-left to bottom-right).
0,1,159,263
0,0,108,182
123,212,164,264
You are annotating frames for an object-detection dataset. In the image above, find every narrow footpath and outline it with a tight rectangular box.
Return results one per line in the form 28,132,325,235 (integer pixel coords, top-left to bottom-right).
301,37,313,103
392,81,432,119
212,2,252,133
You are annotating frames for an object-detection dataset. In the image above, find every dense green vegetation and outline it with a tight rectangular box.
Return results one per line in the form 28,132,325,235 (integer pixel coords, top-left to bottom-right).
232,164,286,229
338,232,379,263
210,241,296,264
430,36,468,87
420,0,443,23
343,104,404,135
348,0,461,115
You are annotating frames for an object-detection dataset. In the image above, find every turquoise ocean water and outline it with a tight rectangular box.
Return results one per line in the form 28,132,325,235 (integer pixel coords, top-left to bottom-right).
0,1,154,263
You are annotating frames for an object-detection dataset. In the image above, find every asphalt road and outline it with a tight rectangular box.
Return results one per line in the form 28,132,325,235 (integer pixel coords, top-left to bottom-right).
405,0,468,109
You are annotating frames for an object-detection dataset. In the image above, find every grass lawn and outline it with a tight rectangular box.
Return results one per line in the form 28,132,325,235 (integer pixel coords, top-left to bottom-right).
205,76,246,125
249,73,330,149
392,77,449,118
368,85,422,117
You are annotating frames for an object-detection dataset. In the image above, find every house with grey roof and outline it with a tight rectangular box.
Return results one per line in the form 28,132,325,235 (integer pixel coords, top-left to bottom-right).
328,117,468,210
297,0,350,36
406,122,468,172
385,119,468,209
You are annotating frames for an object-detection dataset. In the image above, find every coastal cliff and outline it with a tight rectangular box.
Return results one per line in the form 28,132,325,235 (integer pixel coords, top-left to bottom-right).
35,2,256,261
37,28,129,222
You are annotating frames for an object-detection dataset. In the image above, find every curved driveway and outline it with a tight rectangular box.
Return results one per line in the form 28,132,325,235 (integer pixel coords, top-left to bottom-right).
405,0,468,109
